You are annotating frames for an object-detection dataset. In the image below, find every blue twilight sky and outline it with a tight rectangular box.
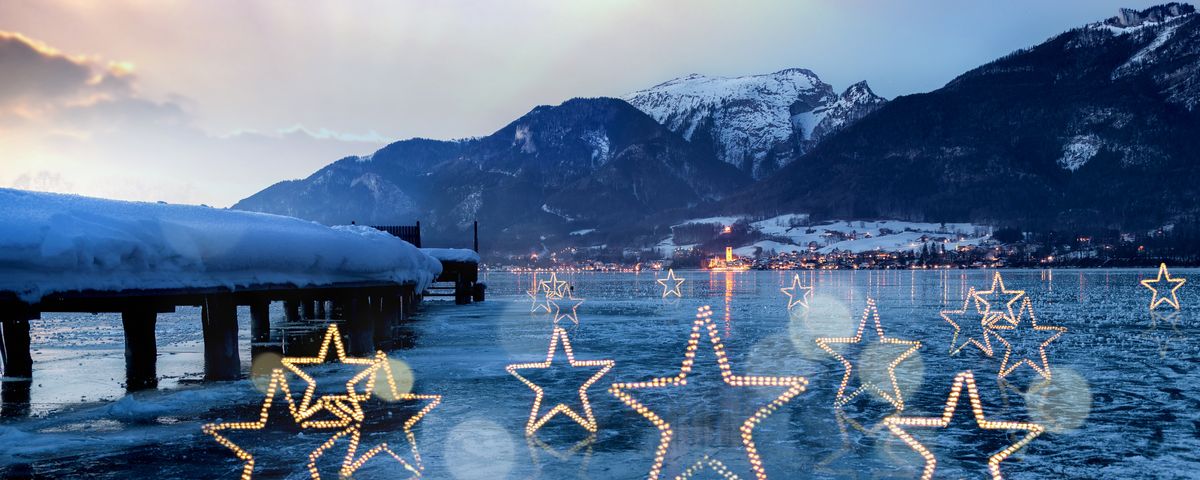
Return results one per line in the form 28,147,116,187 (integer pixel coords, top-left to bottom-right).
0,0,1170,206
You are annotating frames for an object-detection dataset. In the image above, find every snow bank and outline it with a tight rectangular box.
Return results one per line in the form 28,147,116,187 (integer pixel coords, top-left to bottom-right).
421,248,481,264
0,188,442,302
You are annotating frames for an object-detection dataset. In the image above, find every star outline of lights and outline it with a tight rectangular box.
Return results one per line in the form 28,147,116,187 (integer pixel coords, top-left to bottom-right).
780,273,814,311
991,298,1066,381
657,269,685,298
1141,262,1186,311
506,326,615,435
815,298,922,411
608,305,808,480
883,370,1044,480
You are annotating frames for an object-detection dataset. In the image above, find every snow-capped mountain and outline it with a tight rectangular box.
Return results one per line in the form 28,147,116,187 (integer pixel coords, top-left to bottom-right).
730,3,1200,231
234,98,749,251
624,69,886,178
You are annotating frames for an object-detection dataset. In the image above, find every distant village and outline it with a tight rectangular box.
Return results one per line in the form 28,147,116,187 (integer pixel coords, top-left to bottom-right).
488,216,1200,271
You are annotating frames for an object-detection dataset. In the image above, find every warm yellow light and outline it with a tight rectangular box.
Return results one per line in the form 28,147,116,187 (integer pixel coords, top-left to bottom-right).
974,272,1025,327
815,298,922,411
312,351,442,479
1140,263,1186,311
941,287,1000,357
202,368,353,480
608,306,808,480
279,323,377,420
205,324,441,479
883,371,1044,480
991,298,1066,381
506,326,615,435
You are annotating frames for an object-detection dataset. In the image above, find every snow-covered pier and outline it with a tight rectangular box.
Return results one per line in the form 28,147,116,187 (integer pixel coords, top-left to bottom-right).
0,189,442,393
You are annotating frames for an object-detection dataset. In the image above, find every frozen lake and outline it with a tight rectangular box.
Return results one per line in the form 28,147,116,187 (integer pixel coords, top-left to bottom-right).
1,269,1197,479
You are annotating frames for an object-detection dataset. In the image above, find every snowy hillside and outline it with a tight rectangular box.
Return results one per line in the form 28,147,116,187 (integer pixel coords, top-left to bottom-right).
0,188,442,302
657,214,991,256
624,69,886,178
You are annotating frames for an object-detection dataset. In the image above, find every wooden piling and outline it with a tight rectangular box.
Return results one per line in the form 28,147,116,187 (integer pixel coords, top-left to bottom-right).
201,295,240,381
249,300,270,344
345,294,373,356
0,305,35,380
121,307,158,390
302,299,316,320
284,299,301,322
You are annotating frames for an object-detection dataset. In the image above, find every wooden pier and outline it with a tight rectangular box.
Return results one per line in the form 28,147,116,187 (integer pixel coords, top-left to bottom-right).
373,221,484,305
0,280,423,407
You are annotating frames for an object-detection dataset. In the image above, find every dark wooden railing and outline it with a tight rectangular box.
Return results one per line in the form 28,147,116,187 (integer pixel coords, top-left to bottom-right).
371,222,421,248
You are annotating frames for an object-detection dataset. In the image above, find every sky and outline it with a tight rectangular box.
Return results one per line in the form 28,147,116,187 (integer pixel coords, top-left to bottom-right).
0,0,1170,207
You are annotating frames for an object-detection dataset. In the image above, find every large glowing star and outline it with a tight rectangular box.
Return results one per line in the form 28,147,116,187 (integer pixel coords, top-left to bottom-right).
309,351,442,479
280,324,378,419
657,269,685,298
507,326,614,435
883,371,1044,480
941,287,1000,357
974,272,1025,327
991,298,1065,381
1140,263,1186,311
815,298,922,411
780,274,814,310
608,306,808,480
202,369,352,480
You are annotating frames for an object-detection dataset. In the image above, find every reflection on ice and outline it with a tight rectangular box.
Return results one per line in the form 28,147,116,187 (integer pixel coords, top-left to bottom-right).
0,269,1195,478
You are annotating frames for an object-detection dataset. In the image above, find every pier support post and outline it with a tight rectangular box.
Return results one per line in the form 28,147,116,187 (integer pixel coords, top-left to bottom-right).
345,294,374,356
376,293,398,348
121,307,158,390
400,287,413,321
455,277,471,305
0,306,35,380
284,300,301,323
316,300,327,319
250,300,270,344
302,300,316,320
201,295,240,381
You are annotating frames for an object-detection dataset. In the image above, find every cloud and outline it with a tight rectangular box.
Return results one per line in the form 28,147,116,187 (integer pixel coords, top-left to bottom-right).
0,31,134,111
0,30,385,207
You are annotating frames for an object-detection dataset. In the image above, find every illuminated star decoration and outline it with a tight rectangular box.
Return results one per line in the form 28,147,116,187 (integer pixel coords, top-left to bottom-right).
941,287,1000,357
528,273,553,314
540,272,569,300
202,368,353,480
310,351,442,478
280,324,378,419
551,289,585,326
1140,262,1186,311
780,273,814,311
815,298,922,411
883,371,1044,480
991,298,1066,381
656,268,685,298
608,306,808,480
974,272,1025,327
506,326,615,435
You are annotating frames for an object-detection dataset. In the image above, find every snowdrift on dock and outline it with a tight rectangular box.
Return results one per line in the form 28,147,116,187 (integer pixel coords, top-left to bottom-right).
0,188,442,302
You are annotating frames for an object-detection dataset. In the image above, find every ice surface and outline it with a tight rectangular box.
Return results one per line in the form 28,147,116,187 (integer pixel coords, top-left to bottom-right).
1,270,1196,479
0,188,441,302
